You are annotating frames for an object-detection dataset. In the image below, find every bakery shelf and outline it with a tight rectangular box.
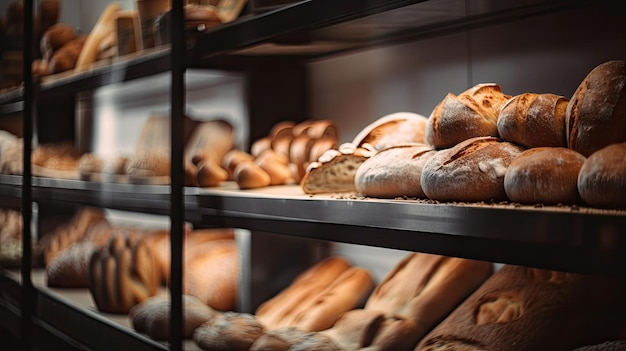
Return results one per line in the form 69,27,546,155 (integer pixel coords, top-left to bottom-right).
29,270,174,351
196,184,626,276
192,0,591,61
30,177,199,219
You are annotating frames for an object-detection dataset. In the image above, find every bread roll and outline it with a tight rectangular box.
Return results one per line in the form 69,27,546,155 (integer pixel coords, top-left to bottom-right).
255,149,294,185
193,312,266,351
566,60,626,157
352,112,429,151
251,328,341,351
75,3,120,72
577,142,626,209
234,160,272,189
355,143,435,198
420,137,525,202
416,265,626,351
196,158,229,187
497,93,569,148
504,147,586,205
426,83,512,149
130,294,217,341
221,149,254,178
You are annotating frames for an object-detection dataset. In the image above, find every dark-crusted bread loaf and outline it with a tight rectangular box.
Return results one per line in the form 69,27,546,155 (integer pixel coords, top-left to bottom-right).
566,60,626,157
577,142,626,209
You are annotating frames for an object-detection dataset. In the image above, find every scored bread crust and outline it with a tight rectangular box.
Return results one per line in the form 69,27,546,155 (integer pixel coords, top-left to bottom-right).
416,265,626,351
426,83,511,149
352,112,429,151
497,92,569,148
420,136,525,202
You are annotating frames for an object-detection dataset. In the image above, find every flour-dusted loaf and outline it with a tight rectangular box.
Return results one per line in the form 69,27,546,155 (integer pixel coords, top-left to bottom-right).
354,143,435,198
421,137,525,202
504,147,586,205
577,142,626,209
426,83,512,149
415,265,626,351
130,294,217,341
352,112,429,151
497,93,569,148
193,312,266,351
566,60,626,157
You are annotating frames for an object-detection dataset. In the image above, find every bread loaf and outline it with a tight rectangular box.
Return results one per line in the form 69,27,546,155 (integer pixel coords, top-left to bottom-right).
504,147,586,205
426,83,512,149
130,294,217,341
46,241,98,288
251,328,341,351
193,312,266,351
233,160,272,189
88,234,160,314
300,143,376,194
74,3,120,72
420,137,525,202
497,93,569,148
352,112,429,151
354,143,435,198
184,239,239,311
40,23,76,58
416,265,626,351
566,60,626,157
577,142,626,209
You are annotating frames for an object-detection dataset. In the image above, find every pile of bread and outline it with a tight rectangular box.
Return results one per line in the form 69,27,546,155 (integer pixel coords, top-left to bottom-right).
128,250,626,351
299,60,626,210
41,207,240,314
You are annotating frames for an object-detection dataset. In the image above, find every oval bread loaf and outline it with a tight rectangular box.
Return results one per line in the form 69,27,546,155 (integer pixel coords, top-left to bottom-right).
504,147,586,205
352,112,429,151
420,137,525,202
426,83,511,149
577,142,626,209
497,93,569,148
354,143,435,198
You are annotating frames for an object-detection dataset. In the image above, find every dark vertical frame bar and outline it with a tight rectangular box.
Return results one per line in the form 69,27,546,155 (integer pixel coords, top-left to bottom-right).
21,0,34,350
169,0,185,350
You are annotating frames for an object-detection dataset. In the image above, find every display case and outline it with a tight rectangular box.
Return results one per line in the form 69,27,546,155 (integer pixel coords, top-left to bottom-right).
1,0,626,350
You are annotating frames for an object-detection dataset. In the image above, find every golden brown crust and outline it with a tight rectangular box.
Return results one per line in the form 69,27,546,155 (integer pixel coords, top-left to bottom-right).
497,93,569,148
194,312,266,351
426,84,511,149
416,265,626,351
234,160,272,189
566,60,626,157
504,147,585,205
353,112,429,151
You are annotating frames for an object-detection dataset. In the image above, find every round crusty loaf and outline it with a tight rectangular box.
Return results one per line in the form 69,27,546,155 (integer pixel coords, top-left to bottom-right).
352,112,429,151
426,83,512,149
421,137,525,202
193,312,266,351
577,142,626,209
129,294,217,341
354,143,435,198
415,265,626,351
566,60,626,157
497,93,569,148
504,147,586,205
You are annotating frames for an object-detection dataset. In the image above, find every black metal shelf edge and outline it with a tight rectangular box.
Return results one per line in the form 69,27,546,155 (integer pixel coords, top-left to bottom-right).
31,177,199,217
192,0,590,60
196,185,626,275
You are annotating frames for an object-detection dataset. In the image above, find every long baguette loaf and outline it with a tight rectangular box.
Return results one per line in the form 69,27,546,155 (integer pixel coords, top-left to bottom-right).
74,3,120,72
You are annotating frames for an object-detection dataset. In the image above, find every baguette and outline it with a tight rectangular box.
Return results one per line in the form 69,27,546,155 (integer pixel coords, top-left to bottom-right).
74,3,120,72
